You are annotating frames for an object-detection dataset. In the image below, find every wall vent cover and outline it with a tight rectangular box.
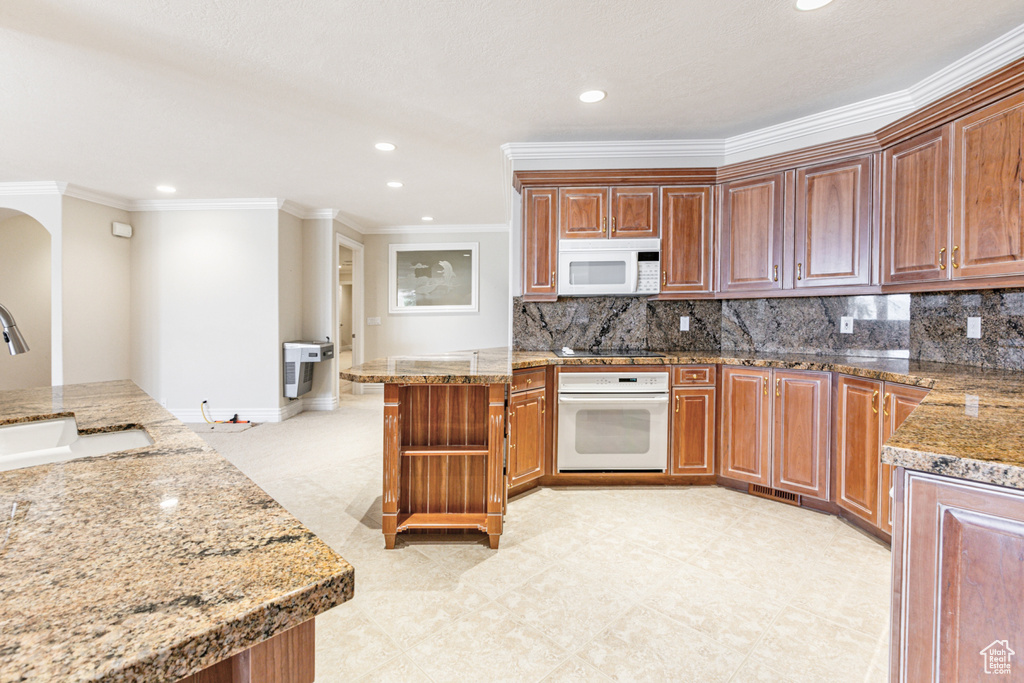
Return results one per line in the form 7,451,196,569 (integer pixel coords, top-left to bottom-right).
748,484,800,506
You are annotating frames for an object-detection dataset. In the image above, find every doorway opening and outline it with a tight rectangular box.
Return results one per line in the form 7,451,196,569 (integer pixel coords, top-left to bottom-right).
336,232,364,395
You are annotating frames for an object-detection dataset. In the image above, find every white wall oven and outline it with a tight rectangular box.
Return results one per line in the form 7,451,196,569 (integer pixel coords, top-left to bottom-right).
556,369,669,471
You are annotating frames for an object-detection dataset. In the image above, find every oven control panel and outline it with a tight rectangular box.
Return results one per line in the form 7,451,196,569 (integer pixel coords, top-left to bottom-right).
558,371,670,394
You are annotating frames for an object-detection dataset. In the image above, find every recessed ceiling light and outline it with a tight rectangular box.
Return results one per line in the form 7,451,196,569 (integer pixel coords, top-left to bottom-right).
795,0,834,10
579,90,606,103
387,181,403,188
156,185,176,193
421,216,434,222
375,142,396,151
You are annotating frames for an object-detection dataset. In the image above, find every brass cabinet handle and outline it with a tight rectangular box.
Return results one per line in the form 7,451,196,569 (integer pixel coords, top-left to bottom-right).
675,395,680,413
939,247,946,270
763,377,768,395
872,390,879,414
797,263,802,281
773,265,779,282
952,245,960,269
551,270,556,286
883,392,891,417
541,396,545,414
776,377,780,397
602,216,607,233
509,411,515,418
611,216,616,234
526,378,532,385
662,271,667,286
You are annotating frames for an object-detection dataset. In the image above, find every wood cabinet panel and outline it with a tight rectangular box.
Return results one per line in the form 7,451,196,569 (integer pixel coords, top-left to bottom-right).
508,388,545,488
836,375,883,525
660,186,713,294
720,367,772,484
883,126,952,284
953,91,1024,279
610,186,659,238
559,187,607,239
670,387,716,475
511,367,545,394
720,173,786,292
794,157,873,288
772,370,830,500
672,364,716,386
892,472,1024,682
522,188,558,298
879,383,929,534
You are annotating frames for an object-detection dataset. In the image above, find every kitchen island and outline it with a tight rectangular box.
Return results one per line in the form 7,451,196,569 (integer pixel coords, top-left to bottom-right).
0,380,354,683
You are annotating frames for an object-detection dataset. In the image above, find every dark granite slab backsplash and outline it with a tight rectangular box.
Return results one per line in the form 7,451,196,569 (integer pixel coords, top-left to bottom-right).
513,289,1024,371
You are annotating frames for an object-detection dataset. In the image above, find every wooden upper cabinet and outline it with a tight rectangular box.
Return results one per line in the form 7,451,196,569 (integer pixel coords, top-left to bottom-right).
953,91,1024,279
522,188,558,299
559,187,607,239
879,382,929,535
772,371,830,500
660,186,713,294
508,387,546,488
610,186,659,238
883,126,952,284
670,386,716,475
720,173,786,292
836,375,883,526
794,157,873,288
719,366,772,485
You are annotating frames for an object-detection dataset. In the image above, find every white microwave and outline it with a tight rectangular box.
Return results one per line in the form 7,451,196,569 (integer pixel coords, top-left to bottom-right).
557,238,661,296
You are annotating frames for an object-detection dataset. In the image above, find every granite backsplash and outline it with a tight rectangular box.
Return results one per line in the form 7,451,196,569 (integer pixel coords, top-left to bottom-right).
513,288,1024,371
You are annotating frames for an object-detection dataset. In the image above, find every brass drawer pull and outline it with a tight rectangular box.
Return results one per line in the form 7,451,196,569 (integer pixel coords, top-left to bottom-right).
773,265,779,282
541,396,545,414
611,216,616,233
675,395,680,413
872,390,879,414
939,247,946,270
952,245,960,269
763,377,768,395
883,393,891,417
797,263,802,281
776,377,780,397
526,378,532,385
662,271,667,286
602,216,607,232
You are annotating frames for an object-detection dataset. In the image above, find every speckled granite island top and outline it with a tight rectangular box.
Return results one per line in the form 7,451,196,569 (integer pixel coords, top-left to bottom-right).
342,347,1024,491
0,380,354,683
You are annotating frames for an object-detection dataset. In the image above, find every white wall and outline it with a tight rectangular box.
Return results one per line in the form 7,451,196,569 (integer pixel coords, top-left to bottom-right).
129,208,281,421
278,210,303,412
61,196,132,384
0,214,51,390
363,229,509,358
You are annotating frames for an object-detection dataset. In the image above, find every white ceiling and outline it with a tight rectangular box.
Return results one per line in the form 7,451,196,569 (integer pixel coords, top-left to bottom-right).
3,1,1024,229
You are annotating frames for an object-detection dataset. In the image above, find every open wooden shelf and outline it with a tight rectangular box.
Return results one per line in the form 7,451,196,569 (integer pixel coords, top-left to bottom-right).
400,444,488,457
396,512,488,532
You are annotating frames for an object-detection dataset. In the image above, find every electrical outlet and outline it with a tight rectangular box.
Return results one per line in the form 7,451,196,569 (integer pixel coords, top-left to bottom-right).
967,316,981,339
965,394,980,417
840,316,854,334
679,316,690,332
367,317,382,326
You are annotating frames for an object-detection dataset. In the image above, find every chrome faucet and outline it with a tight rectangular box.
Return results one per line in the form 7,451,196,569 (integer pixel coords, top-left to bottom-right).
0,303,29,355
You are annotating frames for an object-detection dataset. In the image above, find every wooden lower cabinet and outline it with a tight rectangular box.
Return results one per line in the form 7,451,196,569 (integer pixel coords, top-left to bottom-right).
891,470,1024,681
508,387,546,488
836,375,884,525
720,367,772,484
670,386,715,474
178,620,314,683
879,383,930,534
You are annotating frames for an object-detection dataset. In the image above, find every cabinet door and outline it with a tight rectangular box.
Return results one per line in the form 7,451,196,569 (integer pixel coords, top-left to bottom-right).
772,370,831,500
892,472,1024,682
670,386,715,475
559,187,607,239
720,173,786,292
508,388,545,488
794,157,872,288
720,367,772,485
879,383,929,534
836,375,883,525
953,91,1024,279
610,186,659,238
882,126,952,284
660,186,713,294
522,188,558,298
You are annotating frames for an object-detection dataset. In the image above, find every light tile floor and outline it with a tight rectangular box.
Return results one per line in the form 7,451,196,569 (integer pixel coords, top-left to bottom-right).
201,389,891,683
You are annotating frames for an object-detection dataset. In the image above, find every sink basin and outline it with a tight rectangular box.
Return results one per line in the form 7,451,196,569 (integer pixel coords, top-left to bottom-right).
0,417,153,472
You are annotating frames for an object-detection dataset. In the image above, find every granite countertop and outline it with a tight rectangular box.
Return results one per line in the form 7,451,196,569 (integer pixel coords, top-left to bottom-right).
342,347,1024,491
0,380,354,683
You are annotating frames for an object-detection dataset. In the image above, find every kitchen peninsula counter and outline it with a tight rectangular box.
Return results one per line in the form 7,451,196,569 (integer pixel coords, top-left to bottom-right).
342,348,1024,491
0,380,354,683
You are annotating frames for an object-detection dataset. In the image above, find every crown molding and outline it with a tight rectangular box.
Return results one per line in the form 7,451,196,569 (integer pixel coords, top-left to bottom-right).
278,198,316,219
129,198,281,212
333,213,370,234
364,223,509,235
313,208,340,220
62,184,132,211
504,21,1024,166
0,181,66,196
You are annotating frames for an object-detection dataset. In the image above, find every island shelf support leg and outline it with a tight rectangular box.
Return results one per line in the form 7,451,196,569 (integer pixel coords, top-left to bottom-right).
382,384,400,550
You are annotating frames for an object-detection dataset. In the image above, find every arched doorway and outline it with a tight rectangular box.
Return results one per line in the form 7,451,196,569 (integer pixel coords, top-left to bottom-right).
0,209,51,389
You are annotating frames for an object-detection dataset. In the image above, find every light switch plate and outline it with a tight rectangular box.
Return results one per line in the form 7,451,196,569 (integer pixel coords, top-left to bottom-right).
680,316,690,332
367,317,382,326
840,316,854,334
965,394,979,417
967,316,981,339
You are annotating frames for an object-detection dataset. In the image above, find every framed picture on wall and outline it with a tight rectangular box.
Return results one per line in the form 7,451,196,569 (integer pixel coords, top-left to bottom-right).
388,243,479,314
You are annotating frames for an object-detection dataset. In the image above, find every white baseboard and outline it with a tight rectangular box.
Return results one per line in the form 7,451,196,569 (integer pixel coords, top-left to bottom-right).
172,405,295,424
303,394,339,411
359,383,384,394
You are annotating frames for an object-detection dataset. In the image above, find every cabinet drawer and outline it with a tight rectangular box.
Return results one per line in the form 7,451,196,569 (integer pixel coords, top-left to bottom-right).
511,368,546,393
672,365,716,386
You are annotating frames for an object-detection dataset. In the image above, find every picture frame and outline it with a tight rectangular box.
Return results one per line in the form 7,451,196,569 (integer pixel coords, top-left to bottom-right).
388,242,479,314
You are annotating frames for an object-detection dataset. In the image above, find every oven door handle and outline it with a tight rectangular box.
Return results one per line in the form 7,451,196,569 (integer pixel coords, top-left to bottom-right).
557,395,669,404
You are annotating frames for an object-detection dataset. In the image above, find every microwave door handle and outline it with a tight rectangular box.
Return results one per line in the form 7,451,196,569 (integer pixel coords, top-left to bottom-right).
629,256,640,292
558,395,669,404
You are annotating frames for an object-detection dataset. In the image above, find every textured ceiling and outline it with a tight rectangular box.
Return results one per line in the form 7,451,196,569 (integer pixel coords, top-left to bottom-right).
2,1,1024,228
